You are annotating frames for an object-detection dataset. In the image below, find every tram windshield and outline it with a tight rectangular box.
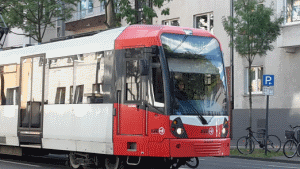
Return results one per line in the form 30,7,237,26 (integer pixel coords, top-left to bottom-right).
161,33,228,116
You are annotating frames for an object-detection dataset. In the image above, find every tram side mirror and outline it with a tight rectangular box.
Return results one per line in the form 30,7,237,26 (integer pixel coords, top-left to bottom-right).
140,59,149,76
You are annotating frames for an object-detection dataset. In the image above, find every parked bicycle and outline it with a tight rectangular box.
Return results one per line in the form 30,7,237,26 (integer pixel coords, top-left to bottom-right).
283,125,300,158
237,127,281,154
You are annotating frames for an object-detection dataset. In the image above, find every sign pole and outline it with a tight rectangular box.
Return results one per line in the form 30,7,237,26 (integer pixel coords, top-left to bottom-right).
263,75,274,156
265,94,269,155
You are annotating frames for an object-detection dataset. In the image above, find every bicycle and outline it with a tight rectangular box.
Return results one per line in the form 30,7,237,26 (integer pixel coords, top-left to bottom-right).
237,127,281,154
283,125,300,158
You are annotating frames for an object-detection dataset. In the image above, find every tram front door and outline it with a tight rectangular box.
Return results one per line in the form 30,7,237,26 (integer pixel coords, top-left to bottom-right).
18,54,45,148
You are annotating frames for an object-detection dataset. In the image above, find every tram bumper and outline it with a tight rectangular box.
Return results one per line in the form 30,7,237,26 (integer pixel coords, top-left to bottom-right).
169,138,230,157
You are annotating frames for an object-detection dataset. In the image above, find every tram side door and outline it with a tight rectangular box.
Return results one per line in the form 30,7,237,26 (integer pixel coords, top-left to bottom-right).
119,49,149,136
18,54,45,148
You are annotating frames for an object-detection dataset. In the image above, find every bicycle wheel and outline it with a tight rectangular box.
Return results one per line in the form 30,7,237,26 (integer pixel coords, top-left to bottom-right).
237,136,255,154
185,157,199,168
297,142,300,157
266,135,281,152
283,140,297,158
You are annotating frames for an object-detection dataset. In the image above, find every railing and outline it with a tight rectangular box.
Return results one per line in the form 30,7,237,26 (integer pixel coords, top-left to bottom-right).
66,6,105,23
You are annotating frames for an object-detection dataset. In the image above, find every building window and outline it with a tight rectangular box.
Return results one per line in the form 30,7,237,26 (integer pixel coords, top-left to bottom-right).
162,18,180,26
78,0,94,18
55,87,66,104
70,85,84,104
194,13,213,33
286,0,300,23
100,1,105,13
244,67,263,94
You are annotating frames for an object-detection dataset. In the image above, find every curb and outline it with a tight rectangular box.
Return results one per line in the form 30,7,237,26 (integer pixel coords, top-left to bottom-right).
229,155,300,164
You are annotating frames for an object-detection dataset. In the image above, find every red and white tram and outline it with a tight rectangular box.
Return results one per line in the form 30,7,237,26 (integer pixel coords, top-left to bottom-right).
0,25,230,168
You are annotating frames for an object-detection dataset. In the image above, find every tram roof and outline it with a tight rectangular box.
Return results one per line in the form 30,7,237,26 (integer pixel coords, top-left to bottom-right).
0,27,126,65
115,25,217,50
0,25,217,65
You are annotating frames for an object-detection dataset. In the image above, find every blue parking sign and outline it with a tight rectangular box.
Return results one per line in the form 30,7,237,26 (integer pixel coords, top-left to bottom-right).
263,75,274,86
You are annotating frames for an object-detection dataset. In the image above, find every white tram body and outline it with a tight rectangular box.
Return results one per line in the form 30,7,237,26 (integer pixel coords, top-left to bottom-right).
0,25,230,168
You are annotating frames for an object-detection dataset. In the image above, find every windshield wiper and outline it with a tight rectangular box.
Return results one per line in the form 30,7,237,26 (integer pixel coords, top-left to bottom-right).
175,93,208,125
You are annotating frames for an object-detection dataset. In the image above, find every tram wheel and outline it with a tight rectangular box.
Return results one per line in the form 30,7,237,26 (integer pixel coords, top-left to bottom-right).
69,152,81,169
105,155,124,169
185,157,199,168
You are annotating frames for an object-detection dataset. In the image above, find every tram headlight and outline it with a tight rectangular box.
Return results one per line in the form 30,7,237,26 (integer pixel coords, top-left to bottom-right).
171,117,188,138
176,128,184,135
222,128,226,135
221,118,229,138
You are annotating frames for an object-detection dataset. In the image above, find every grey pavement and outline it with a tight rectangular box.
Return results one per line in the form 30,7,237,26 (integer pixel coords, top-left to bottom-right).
229,139,300,164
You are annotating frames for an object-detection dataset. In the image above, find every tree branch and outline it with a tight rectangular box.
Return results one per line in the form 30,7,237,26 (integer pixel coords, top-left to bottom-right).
7,4,38,24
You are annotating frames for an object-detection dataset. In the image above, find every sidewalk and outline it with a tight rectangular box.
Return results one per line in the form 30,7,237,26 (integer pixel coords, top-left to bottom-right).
229,140,300,164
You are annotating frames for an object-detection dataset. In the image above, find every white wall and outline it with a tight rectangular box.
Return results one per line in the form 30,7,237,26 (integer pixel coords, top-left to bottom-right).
3,27,57,48
3,28,28,48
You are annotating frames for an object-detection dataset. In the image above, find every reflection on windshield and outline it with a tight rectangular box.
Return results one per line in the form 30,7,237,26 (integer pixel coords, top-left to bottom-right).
161,33,227,116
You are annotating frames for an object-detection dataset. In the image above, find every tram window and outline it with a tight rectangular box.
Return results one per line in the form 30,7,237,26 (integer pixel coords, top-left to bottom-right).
152,67,164,103
6,87,19,105
0,65,20,106
126,60,140,101
125,48,143,58
70,86,73,104
93,83,103,94
47,52,102,105
70,85,84,104
55,87,66,104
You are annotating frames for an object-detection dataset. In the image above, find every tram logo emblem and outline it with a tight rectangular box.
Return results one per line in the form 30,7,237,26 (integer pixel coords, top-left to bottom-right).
208,127,214,135
159,127,165,135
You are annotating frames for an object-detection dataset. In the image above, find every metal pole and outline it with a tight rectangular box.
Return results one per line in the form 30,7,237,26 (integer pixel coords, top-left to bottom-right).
265,94,269,155
230,0,234,108
230,0,234,139
61,1,66,37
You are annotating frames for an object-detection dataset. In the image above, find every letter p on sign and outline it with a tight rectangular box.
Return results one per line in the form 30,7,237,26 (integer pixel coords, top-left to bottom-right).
263,75,274,86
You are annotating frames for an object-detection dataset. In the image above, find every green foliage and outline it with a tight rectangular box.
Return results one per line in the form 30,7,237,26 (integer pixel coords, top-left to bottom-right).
222,0,284,125
100,0,170,27
1,0,80,42
222,0,284,62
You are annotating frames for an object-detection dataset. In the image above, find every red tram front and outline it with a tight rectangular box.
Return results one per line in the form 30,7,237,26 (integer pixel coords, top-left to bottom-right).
111,25,230,168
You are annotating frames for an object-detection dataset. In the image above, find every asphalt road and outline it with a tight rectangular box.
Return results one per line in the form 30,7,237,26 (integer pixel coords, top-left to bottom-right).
1,154,300,169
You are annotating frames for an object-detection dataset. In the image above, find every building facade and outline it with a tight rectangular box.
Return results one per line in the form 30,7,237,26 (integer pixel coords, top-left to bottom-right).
2,0,108,49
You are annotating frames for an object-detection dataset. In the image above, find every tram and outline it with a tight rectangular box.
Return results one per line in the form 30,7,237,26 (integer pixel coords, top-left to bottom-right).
0,25,230,168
